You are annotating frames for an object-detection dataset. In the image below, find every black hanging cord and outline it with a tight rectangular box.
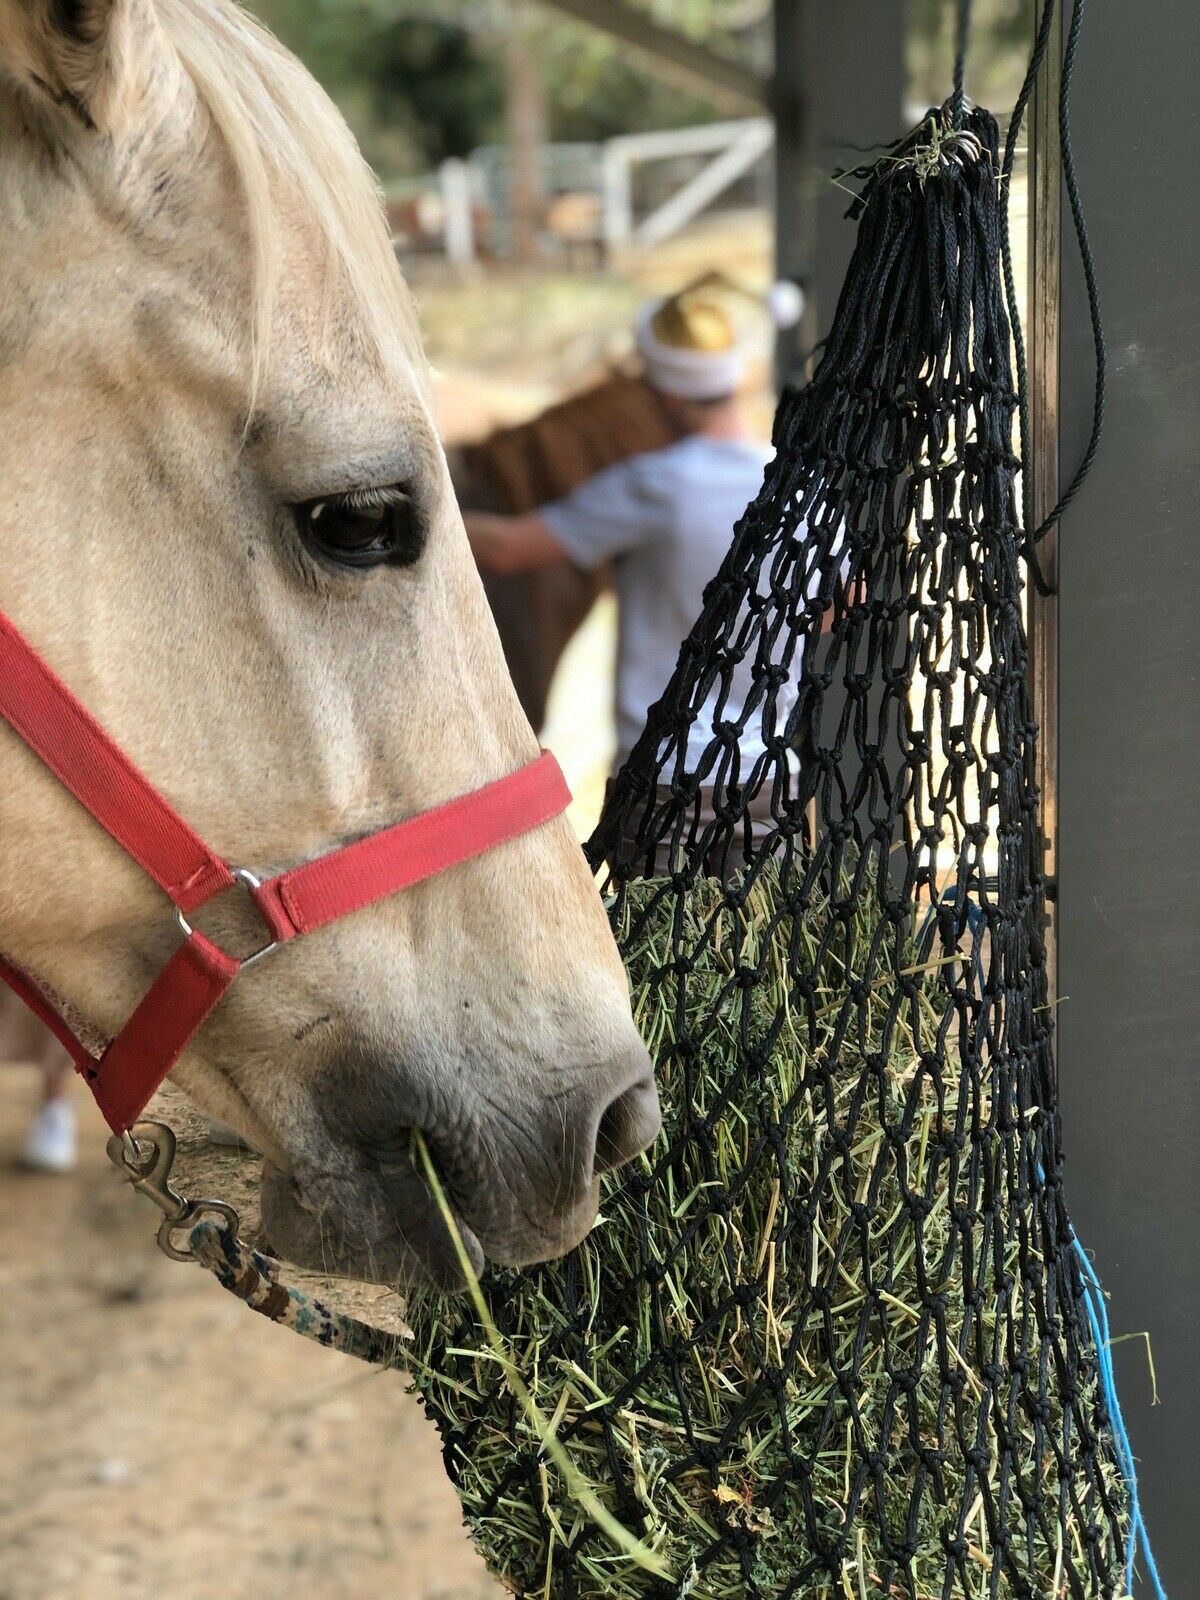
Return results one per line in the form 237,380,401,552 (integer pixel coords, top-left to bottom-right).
1038,0,1106,540
997,0,1106,588
999,0,1056,589
951,0,973,128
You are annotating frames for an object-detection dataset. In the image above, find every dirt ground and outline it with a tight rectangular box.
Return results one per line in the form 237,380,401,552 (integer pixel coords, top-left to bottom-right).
0,1072,506,1600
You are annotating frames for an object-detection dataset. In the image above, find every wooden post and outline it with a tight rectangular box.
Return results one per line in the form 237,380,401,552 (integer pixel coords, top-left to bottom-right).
1027,1,1062,1018
600,141,632,260
504,0,545,265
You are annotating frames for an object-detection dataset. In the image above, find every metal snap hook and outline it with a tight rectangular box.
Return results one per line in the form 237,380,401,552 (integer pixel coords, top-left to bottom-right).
107,1119,242,1261
155,1199,242,1262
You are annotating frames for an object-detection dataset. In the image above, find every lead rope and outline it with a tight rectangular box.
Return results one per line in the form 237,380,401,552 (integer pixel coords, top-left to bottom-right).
109,1122,404,1367
187,1220,405,1367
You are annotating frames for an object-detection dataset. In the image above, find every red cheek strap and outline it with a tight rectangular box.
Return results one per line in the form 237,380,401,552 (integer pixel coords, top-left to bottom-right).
1,607,571,1133
254,750,570,941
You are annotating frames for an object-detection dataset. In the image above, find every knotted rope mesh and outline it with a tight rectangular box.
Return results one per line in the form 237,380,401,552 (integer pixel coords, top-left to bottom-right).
409,108,1128,1598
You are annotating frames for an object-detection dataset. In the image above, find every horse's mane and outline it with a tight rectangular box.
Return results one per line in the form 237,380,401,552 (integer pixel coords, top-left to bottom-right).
157,0,424,401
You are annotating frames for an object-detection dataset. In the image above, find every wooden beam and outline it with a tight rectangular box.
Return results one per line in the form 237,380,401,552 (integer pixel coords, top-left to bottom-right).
1027,2,1062,1021
539,0,769,113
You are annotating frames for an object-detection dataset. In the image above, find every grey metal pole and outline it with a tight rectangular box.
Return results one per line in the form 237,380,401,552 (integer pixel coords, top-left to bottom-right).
1055,0,1200,1586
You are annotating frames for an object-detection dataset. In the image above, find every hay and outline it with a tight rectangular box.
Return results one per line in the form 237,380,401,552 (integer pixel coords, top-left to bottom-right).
404,866,1126,1599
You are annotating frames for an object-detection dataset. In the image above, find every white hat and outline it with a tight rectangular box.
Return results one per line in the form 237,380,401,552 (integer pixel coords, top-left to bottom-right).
634,295,745,401
634,276,806,401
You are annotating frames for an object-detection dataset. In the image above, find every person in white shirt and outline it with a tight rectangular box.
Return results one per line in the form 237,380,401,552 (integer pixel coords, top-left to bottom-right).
466,284,836,858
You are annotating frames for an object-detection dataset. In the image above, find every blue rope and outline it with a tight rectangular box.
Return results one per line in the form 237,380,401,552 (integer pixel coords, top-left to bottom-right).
911,895,1164,1594
915,881,994,985
1071,1230,1167,1597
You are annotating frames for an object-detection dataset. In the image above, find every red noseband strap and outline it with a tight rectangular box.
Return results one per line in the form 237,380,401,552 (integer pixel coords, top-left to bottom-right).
0,609,571,1132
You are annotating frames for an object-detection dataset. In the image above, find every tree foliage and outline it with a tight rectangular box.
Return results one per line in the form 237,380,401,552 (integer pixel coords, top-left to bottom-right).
251,0,756,181
249,0,1034,186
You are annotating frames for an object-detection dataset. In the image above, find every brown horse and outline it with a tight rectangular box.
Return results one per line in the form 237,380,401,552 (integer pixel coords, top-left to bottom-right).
0,0,659,1288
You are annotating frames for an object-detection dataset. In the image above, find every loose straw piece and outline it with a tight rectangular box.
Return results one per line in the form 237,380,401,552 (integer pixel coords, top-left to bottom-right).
411,1131,671,1581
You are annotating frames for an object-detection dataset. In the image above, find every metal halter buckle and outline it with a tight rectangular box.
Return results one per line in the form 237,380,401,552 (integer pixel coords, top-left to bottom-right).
108,1120,240,1261
174,866,281,969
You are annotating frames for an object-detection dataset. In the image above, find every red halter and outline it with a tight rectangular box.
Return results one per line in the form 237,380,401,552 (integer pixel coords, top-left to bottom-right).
0,609,570,1134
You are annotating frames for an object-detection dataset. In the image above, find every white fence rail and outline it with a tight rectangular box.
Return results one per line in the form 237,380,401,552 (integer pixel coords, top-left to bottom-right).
619,119,772,248
393,118,774,265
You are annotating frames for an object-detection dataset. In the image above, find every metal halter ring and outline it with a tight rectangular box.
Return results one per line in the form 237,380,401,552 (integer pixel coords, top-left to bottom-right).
174,866,281,968
940,128,984,167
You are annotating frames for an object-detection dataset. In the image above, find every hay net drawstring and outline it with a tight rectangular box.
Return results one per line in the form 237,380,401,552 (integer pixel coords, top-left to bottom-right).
401,93,1134,1599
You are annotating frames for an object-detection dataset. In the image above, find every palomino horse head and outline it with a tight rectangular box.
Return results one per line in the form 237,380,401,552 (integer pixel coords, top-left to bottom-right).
0,0,659,1287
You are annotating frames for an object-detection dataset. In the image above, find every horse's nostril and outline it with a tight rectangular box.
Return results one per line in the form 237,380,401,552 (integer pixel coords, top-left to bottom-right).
594,1076,662,1176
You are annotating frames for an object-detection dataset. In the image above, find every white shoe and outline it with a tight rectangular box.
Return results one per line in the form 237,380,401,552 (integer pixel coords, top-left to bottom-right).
22,1099,77,1173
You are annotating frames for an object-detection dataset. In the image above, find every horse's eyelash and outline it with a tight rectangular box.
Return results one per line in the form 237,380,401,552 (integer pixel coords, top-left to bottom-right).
327,484,410,514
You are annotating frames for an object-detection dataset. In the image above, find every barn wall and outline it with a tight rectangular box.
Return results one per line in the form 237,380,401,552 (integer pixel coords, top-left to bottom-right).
1055,3,1200,1588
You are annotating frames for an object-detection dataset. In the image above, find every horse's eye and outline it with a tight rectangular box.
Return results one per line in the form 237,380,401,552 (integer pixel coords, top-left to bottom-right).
295,487,425,571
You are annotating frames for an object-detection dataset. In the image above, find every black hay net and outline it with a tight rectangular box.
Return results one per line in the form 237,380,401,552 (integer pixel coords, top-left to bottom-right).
414,109,1128,1599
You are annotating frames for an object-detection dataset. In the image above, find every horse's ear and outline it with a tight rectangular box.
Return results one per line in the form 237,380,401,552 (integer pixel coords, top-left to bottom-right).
0,0,172,134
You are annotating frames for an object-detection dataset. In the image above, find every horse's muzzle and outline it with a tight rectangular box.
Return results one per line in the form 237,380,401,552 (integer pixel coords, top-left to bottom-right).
258,1153,485,1291
257,1043,661,1290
